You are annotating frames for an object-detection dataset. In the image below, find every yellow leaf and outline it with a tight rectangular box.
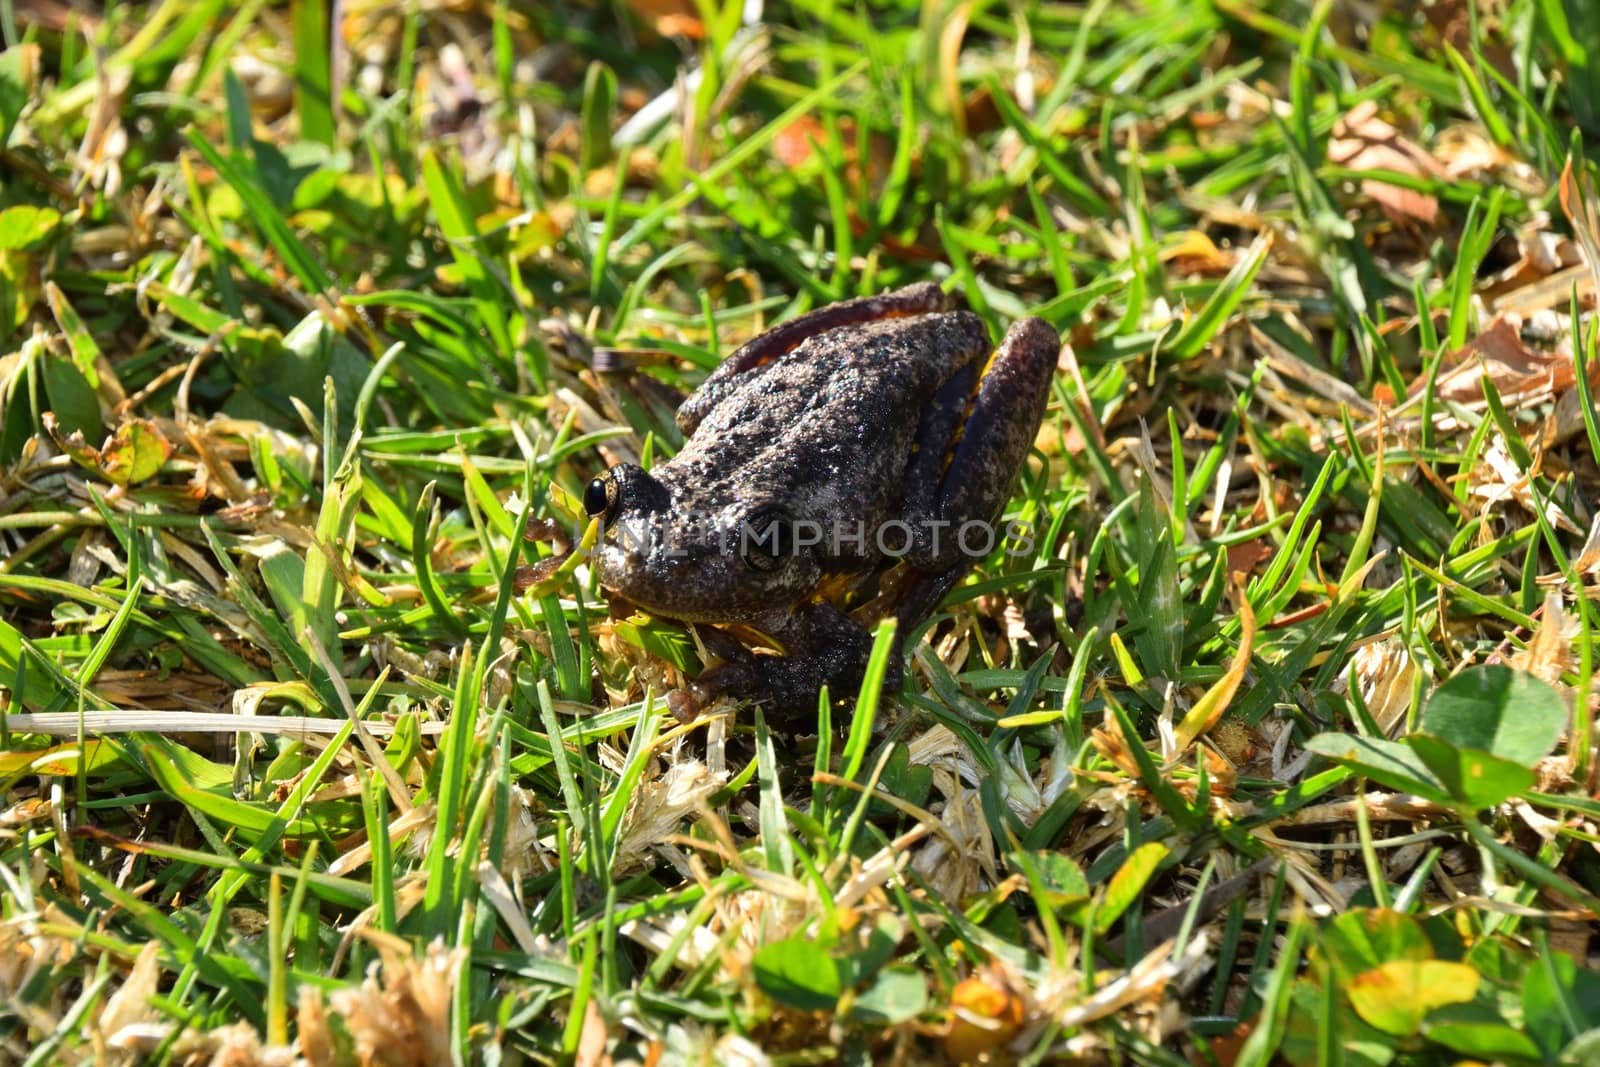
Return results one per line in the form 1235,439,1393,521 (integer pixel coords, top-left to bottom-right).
100,418,172,485
1347,960,1479,1036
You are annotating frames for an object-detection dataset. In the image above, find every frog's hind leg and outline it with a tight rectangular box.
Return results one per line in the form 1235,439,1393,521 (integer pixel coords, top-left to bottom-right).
898,361,980,513
902,316,1058,572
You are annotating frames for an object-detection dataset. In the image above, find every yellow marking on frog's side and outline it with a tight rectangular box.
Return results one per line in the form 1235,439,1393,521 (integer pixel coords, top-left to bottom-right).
810,570,871,609
938,344,1002,471
720,622,787,654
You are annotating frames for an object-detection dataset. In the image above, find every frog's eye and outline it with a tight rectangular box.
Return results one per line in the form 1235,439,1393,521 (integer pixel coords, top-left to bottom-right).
583,474,616,520
740,506,793,573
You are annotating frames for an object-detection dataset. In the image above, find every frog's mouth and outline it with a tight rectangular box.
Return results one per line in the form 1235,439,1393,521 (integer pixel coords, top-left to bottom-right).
593,532,710,619
594,543,729,621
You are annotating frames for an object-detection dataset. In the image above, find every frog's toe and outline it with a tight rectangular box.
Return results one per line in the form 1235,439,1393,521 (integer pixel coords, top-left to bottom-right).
688,605,892,728
666,687,704,723
690,660,814,724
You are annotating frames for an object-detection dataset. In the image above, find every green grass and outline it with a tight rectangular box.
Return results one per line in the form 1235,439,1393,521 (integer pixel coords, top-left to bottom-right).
4,0,1600,1063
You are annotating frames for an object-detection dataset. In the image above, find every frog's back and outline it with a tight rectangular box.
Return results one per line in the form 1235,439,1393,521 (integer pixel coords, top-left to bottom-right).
675,282,953,435
669,311,990,516
684,310,988,437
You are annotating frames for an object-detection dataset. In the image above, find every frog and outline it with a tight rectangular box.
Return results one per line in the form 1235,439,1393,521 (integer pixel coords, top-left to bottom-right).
585,282,1058,722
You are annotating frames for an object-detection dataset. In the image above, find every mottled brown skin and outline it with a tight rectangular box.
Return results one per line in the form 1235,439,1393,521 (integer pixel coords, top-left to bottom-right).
588,283,1058,721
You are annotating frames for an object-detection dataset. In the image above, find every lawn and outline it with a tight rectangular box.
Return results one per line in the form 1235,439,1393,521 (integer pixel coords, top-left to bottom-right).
3,0,1600,1063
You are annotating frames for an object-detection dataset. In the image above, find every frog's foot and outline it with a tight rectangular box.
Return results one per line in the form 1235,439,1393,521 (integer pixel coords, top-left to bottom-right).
901,315,1059,572
687,603,888,726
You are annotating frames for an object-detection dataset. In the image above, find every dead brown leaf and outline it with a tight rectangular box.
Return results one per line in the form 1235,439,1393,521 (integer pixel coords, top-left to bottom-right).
575,998,613,1067
1328,101,1448,225
98,941,162,1044
1347,638,1419,737
1511,591,1573,686
1091,708,1147,782
1056,340,1104,456
10,0,93,30
625,0,703,39
1417,315,1573,403
1559,157,1600,309
1434,124,1516,179
1421,0,1518,84
1225,539,1272,577
323,938,462,1067
1483,222,1587,315
1570,513,1600,576
298,985,334,1066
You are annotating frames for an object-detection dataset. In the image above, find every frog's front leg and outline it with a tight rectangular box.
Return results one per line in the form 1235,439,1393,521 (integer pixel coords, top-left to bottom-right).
689,603,882,724
901,316,1058,572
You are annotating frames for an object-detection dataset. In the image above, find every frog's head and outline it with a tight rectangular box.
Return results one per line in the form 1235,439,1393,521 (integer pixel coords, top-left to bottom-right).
587,463,820,621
